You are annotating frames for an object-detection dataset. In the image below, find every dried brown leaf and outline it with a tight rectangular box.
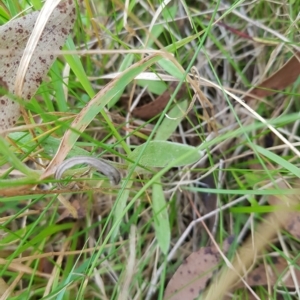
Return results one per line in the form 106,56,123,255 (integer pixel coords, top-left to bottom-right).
245,52,300,101
131,82,186,120
164,237,233,300
0,0,76,131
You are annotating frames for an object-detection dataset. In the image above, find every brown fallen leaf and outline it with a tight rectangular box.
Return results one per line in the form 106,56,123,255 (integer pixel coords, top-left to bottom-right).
164,237,233,300
245,52,300,101
38,248,54,275
131,82,187,120
0,0,76,132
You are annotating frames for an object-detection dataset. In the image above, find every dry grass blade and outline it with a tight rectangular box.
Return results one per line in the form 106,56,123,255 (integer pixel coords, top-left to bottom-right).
0,0,76,132
0,279,10,297
268,188,300,240
14,0,65,97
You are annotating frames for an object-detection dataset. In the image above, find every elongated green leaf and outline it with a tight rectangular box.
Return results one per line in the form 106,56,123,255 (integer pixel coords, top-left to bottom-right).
137,79,167,95
255,145,300,177
111,180,133,242
152,181,170,254
108,53,135,108
158,58,184,80
0,136,39,178
128,141,202,168
155,100,188,141
65,37,95,98
8,132,90,158
11,223,73,257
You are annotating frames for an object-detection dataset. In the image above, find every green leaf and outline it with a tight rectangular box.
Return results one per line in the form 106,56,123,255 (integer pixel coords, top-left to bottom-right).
8,132,90,158
146,24,164,47
128,141,202,168
108,53,135,108
0,135,39,178
255,145,300,177
30,0,43,9
154,100,188,141
46,54,164,168
0,6,10,22
137,79,167,95
152,181,170,254
65,37,95,98
157,58,184,80
111,180,133,241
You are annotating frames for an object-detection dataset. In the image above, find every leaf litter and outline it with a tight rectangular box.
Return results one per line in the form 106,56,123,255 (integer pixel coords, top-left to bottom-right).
0,1,299,299
245,51,300,102
164,236,234,300
0,0,76,132
165,181,300,300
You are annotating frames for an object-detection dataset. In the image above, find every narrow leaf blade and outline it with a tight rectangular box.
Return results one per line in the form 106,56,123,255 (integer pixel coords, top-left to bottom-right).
155,100,188,141
152,181,170,255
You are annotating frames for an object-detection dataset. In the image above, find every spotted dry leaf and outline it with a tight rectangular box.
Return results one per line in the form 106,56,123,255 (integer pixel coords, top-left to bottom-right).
164,237,233,300
234,256,300,290
0,0,76,131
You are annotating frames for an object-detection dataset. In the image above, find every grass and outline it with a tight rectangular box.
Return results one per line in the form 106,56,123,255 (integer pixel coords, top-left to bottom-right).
0,0,300,299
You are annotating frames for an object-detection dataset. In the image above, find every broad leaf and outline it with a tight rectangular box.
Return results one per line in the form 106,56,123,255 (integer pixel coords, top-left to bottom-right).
0,0,76,131
128,141,202,168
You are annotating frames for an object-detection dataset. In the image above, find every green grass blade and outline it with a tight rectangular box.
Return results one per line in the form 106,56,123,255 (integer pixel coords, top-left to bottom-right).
0,136,39,178
255,145,300,177
152,180,170,255
155,100,188,141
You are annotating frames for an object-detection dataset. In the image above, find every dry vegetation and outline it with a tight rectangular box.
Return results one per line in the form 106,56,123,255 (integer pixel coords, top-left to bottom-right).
0,0,299,299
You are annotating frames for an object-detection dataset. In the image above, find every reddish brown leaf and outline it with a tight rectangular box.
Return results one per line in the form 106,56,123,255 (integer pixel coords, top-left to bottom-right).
245,52,300,101
131,82,186,120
